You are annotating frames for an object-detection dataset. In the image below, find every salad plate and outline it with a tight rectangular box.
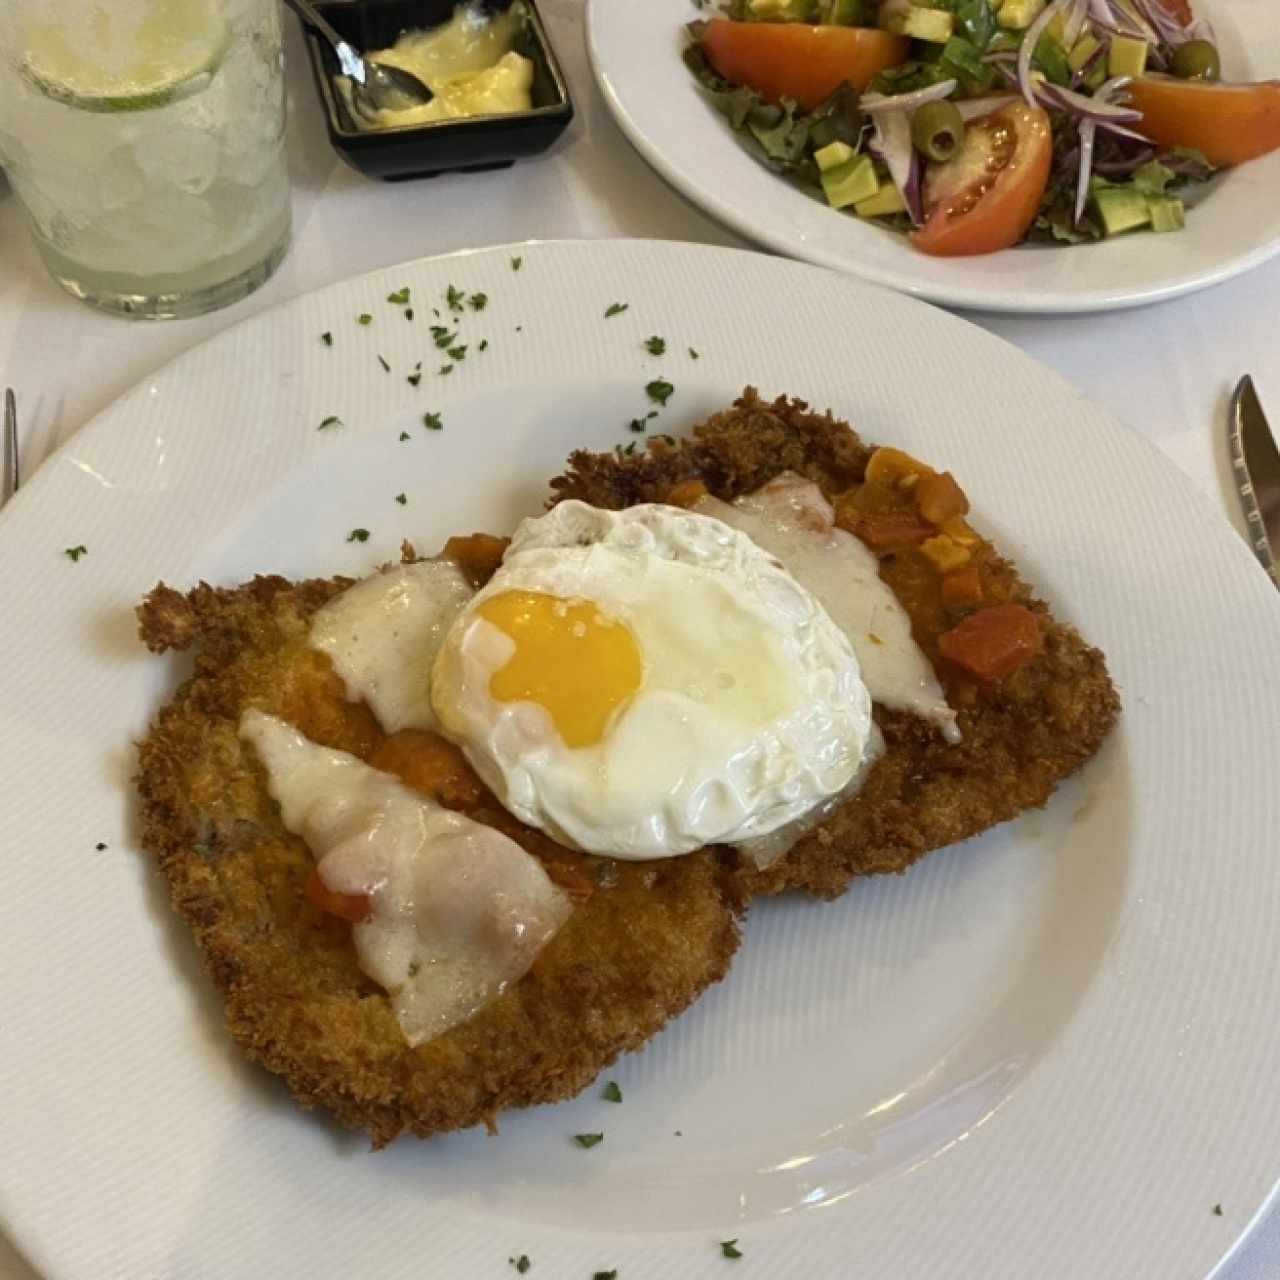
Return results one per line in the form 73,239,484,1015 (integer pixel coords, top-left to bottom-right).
1,240,1279,1279
587,0,1280,312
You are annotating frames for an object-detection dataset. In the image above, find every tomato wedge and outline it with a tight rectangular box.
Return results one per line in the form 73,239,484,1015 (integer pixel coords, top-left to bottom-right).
304,868,372,924
912,102,1052,257
700,19,909,111
1128,76,1280,167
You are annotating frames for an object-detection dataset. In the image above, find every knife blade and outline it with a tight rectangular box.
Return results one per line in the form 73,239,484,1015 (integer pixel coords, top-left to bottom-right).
1229,375,1280,587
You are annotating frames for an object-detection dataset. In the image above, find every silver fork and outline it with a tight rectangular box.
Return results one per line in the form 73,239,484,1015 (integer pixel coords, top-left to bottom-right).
2,389,17,509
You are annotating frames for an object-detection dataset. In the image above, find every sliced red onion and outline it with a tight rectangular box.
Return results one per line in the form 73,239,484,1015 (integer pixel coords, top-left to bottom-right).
1018,0,1072,108
1074,117,1097,226
982,50,1019,64
903,151,925,226
1129,0,1190,46
873,110,920,225
1037,80,1141,121
956,94,1018,121
1094,119,1153,142
1070,41,1106,88
861,80,958,115
1094,73,1135,103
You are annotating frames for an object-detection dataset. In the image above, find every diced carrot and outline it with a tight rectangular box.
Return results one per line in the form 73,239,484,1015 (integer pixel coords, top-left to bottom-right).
304,868,372,924
370,730,489,810
914,470,970,525
937,603,1042,682
837,507,934,552
443,532,509,585
865,445,929,489
665,478,709,508
941,565,983,608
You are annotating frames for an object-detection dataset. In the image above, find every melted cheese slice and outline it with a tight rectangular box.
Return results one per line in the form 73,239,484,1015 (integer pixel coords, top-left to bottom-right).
696,474,960,743
241,710,571,1047
310,560,474,734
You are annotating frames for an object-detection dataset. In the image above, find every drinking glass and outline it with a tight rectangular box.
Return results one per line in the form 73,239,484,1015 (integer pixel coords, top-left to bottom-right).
0,0,291,319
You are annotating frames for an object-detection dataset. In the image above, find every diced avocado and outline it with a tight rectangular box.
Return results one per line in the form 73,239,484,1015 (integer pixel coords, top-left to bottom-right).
987,30,1022,52
855,182,908,217
1045,10,1067,43
1067,33,1101,72
748,0,816,20
815,139,857,171
818,0,874,23
1093,185,1152,236
880,5,954,43
1147,194,1186,232
1108,35,1148,79
998,0,1047,30
820,154,880,209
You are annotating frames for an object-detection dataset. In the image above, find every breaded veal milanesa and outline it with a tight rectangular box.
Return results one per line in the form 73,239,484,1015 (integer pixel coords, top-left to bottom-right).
135,388,1118,1146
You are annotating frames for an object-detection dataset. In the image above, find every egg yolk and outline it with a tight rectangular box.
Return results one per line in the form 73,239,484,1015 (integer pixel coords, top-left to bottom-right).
478,590,643,748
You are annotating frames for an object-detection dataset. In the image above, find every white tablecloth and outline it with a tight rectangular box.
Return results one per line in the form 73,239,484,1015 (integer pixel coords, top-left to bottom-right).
1,3,1275,1275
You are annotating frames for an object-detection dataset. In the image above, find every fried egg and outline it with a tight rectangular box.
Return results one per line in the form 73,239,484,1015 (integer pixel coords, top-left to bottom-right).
430,501,874,859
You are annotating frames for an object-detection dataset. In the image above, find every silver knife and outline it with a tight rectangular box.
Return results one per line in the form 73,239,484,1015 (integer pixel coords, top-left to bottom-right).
1229,375,1280,587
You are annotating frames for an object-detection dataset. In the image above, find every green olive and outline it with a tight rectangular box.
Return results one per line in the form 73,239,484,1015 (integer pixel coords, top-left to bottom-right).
911,100,966,164
1170,39,1221,81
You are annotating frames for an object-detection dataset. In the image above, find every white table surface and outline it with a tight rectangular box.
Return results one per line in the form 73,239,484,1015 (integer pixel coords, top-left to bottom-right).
1,3,1276,1276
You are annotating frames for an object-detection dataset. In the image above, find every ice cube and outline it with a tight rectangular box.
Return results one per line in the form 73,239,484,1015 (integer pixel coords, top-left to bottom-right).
98,144,146,211
137,128,220,196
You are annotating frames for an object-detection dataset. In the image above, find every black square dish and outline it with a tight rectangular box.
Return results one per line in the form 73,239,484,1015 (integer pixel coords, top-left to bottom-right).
300,0,574,181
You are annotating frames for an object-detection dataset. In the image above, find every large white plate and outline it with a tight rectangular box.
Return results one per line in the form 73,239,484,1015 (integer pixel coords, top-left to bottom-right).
2,240,1279,1280
587,0,1280,313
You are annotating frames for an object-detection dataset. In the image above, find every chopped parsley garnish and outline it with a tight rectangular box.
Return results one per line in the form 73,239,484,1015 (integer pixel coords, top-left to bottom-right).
446,284,465,311
448,344,467,361
620,441,637,456
515,324,523,332
431,326,458,349
407,372,422,387
317,416,341,430
1213,1204,1224,1216
644,336,666,355
645,380,674,407
469,292,488,310
377,354,390,373
674,1130,682,1136
95,842,107,851
399,431,411,442
720,1240,744,1260
628,418,647,433
387,287,410,305
478,338,489,352
511,256,523,271
357,313,372,326
604,302,629,318
573,1132,604,1149
64,545,88,562
439,364,454,376
395,493,407,505
405,307,415,322
346,528,370,543
689,347,700,360
593,1272,617,1280
510,1257,531,1274
423,411,443,431
320,331,333,347
602,1081,622,1103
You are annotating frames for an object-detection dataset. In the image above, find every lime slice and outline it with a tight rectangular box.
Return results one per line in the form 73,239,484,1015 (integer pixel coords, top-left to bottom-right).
21,0,231,113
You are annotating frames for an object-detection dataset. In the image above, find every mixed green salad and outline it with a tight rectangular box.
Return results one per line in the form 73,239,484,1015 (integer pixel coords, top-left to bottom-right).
684,0,1280,255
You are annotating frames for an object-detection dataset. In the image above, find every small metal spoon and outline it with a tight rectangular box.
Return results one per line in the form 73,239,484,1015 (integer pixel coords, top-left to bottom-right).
282,0,433,119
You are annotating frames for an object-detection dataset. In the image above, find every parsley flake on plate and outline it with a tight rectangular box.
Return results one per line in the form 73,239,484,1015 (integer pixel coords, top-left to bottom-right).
377,354,390,373
405,307,415,322
395,493,407,505
593,1272,617,1280
604,302,629,318
357,313,372,326
628,418,647,433
94,842,107,851
602,1081,622,1103
573,1132,603,1149
407,372,422,387
387,287,410,305
448,345,467,361
439,364,454,376
317,416,341,430
431,326,457,349
644,336,666,355
446,284,465,311
509,1256,531,1274
511,256,523,271
399,431,411,442
320,331,333,347
469,292,488,311
720,1239,743,1260
1213,1204,1224,1216
645,380,674,406
689,347,700,360
346,528,370,543
64,545,88,562
423,412,443,431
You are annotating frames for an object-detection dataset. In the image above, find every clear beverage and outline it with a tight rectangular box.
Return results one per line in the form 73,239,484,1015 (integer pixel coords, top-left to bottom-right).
0,0,291,319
